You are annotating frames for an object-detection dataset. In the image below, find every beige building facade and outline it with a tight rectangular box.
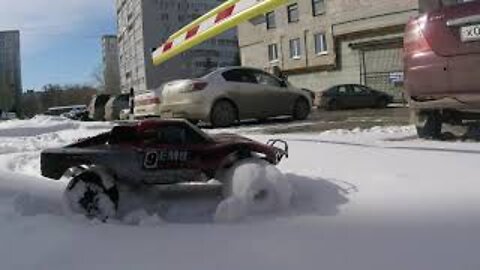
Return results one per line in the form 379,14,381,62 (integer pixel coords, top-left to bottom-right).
238,0,419,99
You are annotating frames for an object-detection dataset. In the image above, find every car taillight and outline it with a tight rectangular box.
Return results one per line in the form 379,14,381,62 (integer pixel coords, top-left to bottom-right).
404,15,432,56
150,97,161,104
191,81,208,91
135,97,161,106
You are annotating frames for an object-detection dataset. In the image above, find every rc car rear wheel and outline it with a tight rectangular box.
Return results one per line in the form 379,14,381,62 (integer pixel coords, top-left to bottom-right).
63,167,119,221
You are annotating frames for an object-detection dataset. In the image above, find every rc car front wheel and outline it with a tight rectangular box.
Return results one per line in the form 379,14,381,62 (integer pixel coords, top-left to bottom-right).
214,159,292,222
63,167,119,221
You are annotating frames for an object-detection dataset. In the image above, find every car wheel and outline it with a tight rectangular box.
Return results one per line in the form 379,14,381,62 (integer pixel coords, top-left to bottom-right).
412,110,442,139
376,97,389,108
63,167,119,221
326,99,338,111
292,98,310,120
210,100,237,128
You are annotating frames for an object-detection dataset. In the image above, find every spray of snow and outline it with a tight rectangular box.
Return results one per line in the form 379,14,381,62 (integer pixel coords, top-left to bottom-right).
122,209,165,226
214,158,293,222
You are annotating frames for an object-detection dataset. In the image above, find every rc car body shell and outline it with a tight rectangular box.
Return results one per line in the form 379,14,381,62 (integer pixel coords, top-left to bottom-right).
41,120,287,186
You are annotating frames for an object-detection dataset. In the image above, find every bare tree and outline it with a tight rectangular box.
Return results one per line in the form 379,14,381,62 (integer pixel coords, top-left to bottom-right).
21,84,99,117
91,64,105,92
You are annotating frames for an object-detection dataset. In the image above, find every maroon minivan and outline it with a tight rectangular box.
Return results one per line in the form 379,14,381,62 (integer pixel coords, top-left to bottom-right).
404,0,480,138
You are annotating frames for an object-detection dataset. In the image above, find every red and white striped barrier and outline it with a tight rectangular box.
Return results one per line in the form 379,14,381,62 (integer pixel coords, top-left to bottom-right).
152,0,288,65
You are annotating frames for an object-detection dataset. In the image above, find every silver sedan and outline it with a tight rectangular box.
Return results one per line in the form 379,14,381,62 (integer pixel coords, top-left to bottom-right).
159,67,313,127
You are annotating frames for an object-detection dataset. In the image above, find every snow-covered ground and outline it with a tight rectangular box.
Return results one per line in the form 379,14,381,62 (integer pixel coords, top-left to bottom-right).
1,116,480,270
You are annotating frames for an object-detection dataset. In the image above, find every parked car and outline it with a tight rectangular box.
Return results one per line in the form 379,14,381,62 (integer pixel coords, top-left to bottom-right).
301,88,316,104
62,107,89,121
159,67,312,127
318,84,393,110
88,94,111,121
134,88,162,119
404,0,480,139
46,105,87,116
105,94,130,121
0,111,17,120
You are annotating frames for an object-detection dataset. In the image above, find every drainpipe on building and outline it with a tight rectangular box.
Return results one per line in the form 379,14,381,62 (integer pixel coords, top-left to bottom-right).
304,30,309,68
279,35,285,70
129,87,135,121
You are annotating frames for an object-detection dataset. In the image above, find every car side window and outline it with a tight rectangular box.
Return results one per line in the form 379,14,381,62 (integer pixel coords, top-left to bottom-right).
109,126,138,144
353,85,367,94
252,71,282,88
222,69,257,84
337,85,348,95
361,86,374,93
142,125,206,145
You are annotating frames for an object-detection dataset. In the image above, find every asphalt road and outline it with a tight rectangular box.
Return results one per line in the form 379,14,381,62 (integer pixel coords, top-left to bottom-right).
205,105,410,134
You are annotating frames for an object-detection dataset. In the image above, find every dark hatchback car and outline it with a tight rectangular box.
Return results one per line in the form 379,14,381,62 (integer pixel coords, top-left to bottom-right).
404,0,480,138
319,84,394,110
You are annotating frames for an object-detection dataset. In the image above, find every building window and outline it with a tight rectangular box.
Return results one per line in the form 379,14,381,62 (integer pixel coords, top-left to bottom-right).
287,4,299,23
266,11,276,29
312,0,325,16
289,38,301,59
268,44,278,62
314,33,328,55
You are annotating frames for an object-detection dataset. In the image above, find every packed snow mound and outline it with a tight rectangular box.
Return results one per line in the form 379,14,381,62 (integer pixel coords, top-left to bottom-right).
214,158,293,222
318,125,417,142
0,170,66,218
0,115,79,137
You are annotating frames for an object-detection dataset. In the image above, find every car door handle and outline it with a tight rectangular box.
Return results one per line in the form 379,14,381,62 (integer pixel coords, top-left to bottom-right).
447,14,480,27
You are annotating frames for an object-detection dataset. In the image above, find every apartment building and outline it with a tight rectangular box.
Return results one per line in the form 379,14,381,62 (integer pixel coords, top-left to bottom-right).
238,0,419,99
102,35,121,94
116,0,239,93
0,30,22,114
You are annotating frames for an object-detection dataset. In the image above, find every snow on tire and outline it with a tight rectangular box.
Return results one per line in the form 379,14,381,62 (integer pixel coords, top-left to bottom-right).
63,166,118,222
214,158,292,222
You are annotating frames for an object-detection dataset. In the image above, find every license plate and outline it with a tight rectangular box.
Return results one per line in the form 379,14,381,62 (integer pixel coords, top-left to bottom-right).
461,24,480,42
162,111,173,118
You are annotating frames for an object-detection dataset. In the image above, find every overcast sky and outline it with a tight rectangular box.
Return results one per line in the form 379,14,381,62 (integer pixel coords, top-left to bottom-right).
0,0,116,90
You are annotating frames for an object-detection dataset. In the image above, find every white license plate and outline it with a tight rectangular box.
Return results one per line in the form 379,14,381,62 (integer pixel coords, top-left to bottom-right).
161,111,173,118
461,24,480,42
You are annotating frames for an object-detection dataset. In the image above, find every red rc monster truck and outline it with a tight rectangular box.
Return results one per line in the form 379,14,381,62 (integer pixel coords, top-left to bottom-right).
41,119,288,220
